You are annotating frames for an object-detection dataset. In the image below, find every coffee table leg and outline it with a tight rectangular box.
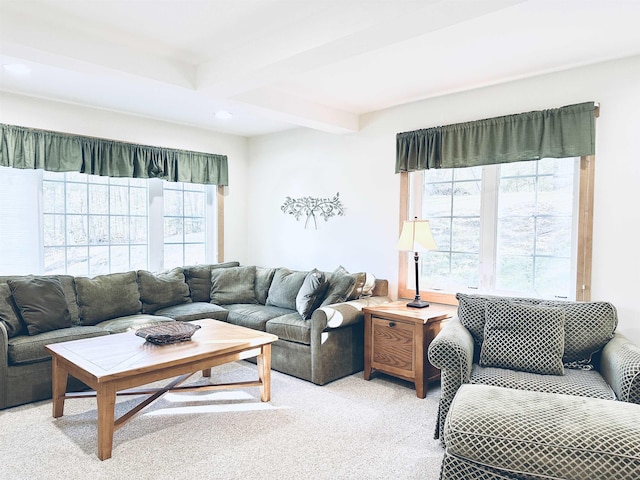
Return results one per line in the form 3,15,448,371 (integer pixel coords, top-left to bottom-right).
202,368,211,377
51,356,68,418
97,383,117,461
257,344,271,402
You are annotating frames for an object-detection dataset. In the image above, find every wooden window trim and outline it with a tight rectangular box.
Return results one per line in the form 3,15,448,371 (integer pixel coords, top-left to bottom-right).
398,156,595,305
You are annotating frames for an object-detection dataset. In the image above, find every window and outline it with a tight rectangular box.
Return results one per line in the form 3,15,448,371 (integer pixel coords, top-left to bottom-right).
43,171,148,276
400,156,593,303
0,167,220,275
163,182,207,268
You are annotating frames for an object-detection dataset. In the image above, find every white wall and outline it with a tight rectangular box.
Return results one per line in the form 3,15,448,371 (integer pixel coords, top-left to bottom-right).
0,92,250,265
248,55,640,343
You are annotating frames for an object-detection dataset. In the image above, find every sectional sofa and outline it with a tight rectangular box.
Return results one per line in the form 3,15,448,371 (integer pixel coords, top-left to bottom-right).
0,263,389,410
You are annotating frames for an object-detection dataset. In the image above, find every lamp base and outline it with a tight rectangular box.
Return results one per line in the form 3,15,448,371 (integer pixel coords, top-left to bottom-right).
406,298,430,308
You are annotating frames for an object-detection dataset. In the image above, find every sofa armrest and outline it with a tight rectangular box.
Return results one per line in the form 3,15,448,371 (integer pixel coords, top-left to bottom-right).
428,316,475,381
311,296,391,331
0,321,9,408
600,332,640,404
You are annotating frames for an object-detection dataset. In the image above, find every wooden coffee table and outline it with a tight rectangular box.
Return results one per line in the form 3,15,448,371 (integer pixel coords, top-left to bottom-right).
45,318,278,460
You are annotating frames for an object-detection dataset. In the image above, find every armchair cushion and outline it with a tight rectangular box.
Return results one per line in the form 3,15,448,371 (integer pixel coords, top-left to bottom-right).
480,301,565,376
539,300,617,365
456,293,541,346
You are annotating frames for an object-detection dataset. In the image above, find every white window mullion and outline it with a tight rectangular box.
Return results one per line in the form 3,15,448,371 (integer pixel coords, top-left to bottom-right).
148,178,164,272
205,185,217,263
479,165,499,292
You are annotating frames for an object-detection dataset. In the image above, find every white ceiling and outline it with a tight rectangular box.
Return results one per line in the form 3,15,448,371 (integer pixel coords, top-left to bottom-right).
1,0,639,137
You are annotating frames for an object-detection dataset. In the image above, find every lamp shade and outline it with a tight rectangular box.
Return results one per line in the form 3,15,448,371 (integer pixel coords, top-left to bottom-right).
396,220,438,252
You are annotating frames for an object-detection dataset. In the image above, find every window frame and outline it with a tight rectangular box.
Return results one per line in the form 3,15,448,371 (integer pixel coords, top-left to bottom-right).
398,155,595,305
0,167,225,275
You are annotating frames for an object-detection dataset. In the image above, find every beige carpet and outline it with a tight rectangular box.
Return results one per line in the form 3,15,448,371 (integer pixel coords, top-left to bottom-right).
0,362,444,480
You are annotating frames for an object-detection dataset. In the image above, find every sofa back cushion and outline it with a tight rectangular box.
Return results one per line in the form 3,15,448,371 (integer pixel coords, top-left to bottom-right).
457,293,542,346
7,276,72,335
457,293,618,366
137,267,191,313
480,301,565,376
210,265,258,305
255,267,276,305
184,262,240,302
76,271,141,325
266,268,307,310
0,283,25,337
538,300,617,365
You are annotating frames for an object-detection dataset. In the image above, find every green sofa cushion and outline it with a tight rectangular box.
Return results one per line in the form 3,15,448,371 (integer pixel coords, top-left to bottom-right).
266,313,311,345
480,301,565,376
137,267,191,313
0,283,25,338
76,271,141,325
210,265,258,305
266,268,307,310
8,276,72,335
7,325,109,365
94,314,174,334
183,262,240,302
255,266,276,305
154,302,229,322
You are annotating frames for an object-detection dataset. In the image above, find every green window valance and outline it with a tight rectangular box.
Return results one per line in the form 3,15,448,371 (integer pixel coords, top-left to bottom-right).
396,101,597,173
0,124,228,186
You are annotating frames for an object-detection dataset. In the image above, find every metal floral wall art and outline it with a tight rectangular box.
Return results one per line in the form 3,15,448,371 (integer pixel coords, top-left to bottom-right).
281,192,345,229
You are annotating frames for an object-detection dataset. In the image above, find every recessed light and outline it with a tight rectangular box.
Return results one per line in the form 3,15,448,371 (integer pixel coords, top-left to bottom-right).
214,110,233,120
2,63,31,75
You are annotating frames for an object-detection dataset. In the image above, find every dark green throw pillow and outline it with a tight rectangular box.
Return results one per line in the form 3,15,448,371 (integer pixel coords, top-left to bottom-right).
137,267,191,313
8,276,71,335
296,269,329,320
320,266,358,307
0,283,26,337
255,267,276,305
266,268,308,310
210,265,258,305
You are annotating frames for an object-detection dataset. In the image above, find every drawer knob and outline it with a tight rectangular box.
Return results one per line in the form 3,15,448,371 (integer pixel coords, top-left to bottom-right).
388,321,396,327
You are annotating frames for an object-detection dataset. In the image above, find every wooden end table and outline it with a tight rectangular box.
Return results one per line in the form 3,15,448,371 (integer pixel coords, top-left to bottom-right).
363,301,452,398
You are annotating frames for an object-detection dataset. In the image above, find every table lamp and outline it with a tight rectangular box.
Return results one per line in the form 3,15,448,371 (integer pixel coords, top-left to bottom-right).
396,218,438,308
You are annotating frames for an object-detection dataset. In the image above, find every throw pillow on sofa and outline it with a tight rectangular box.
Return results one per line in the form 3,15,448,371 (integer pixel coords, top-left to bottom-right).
137,267,191,313
0,283,25,337
7,276,71,335
266,268,307,310
76,271,142,325
320,266,359,306
480,301,565,376
296,269,329,320
210,265,258,305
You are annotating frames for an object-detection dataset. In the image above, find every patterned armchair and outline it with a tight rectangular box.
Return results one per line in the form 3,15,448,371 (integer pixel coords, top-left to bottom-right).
428,293,640,443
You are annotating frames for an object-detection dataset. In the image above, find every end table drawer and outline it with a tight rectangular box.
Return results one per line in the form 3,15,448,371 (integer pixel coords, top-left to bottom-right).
371,317,414,376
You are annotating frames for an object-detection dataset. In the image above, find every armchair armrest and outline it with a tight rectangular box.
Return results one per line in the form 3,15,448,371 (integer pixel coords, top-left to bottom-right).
311,296,391,332
428,316,475,382
600,333,640,404
427,316,476,442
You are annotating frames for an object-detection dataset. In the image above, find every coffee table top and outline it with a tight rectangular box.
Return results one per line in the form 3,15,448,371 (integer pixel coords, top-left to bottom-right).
45,319,278,382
